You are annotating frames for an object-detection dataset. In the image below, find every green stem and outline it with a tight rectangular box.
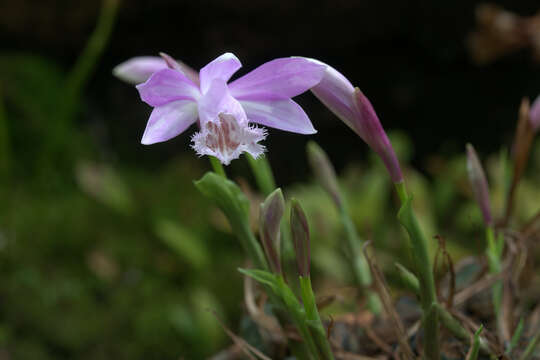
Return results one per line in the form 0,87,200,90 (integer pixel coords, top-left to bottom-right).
208,156,226,177
518,331,540,360
340,207,381,313
277,276,320,360
395,180,408,203
65,0,120,98
300,276,335,360
436,304,490,354
467,325,484,360
245,153,276,195
395,182,440,360
43,0,119,168
242,223,268,270
485,226,503,332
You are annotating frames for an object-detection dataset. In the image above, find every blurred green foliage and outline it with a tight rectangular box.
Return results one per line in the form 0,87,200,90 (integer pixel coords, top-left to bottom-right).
1,2,540,359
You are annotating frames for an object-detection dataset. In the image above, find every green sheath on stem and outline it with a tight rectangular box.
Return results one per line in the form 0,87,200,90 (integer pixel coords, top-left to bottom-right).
277,276,320,360
195,172,267,269
395,182,440,360
300,276,335,360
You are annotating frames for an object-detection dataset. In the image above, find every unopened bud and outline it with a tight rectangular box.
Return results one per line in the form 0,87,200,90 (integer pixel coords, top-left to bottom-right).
306,141,343,209
290,199,310,277
307,58,403,183
466,144,493,226
259,189,285,274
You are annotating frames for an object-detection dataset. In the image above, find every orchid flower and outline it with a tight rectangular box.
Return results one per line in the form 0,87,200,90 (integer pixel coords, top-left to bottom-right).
304,59,403,183
115,53,325,165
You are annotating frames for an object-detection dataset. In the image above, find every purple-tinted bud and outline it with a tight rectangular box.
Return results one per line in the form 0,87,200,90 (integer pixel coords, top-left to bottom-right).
530,94,540,132
112,57,168,85
308,59,403,183
466,144,493,226
160,52,184,71
113,54,200,86
290,199,310,277
159,52,200,85
352,88,403,183
259,189,285,274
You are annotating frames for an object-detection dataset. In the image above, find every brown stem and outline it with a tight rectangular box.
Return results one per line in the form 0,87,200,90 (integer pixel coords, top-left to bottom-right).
501,98,534,227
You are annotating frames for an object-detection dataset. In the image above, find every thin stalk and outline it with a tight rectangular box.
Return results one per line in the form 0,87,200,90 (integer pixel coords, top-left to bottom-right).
43,0,120,167
466,325,484,360
518,331,540,360
340,207,381,313
507,317,525,354
299,276,335,360
435,304,490,354
395,181,440,360
245,153,276,195
306,142,380,313
277,276,320,360
209,156,226,177
485,226,503,333
241,223,268,270
65,0,120,99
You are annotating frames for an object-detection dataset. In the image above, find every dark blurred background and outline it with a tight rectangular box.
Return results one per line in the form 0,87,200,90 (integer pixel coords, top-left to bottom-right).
0,1,539,359
2,0,539,182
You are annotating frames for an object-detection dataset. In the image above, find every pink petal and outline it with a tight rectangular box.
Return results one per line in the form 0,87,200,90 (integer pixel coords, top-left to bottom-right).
199,53,242,94
113,57,168,84
136,69,200,107
228,58,326,101
141,100,198,145
240,99,317,134
309,61,357,130
197,78,247,126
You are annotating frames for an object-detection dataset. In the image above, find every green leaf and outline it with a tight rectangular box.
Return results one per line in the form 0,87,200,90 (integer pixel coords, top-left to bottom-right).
507,317,524,354
395,262,420,294
238,268,278,292
467,325,483,360
195,172,267,269
195,172,250,222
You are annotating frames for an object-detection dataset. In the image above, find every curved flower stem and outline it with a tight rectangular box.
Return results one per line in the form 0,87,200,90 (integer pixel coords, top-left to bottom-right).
395,181,440,360
299,276,335,360
209,156,226,177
